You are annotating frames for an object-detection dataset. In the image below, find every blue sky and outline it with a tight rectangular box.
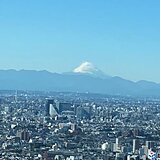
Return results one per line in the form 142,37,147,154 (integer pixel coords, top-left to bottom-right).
0,0,160,82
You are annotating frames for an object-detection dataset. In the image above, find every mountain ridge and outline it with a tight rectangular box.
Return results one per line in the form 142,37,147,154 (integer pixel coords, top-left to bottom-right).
0,69,160,96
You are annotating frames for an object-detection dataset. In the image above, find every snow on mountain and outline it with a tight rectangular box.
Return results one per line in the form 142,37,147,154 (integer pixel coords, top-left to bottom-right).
73,61,109,79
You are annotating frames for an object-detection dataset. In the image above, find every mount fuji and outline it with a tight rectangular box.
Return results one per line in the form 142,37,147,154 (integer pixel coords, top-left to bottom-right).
72,62,110,79
0,62,160,96
64,62,110,79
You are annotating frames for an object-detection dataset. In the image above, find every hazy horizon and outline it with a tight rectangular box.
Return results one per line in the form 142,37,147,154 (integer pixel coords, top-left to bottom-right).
0,1,160,82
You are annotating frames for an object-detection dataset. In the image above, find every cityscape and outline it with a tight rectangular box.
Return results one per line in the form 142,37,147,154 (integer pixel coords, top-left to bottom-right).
0,91,160,159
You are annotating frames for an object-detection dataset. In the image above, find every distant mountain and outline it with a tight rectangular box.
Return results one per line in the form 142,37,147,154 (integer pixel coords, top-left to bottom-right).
0,68,160,96
72,61,110,79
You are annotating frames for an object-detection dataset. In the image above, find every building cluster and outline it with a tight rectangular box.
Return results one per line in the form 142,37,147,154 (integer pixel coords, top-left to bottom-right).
0,91,160,159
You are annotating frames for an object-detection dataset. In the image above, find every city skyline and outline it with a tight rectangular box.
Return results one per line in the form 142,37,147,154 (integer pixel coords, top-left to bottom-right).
0,1,160,82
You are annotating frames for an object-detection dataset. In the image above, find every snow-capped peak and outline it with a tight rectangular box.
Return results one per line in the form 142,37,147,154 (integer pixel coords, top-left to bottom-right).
73,61,109,79
73,61,99,74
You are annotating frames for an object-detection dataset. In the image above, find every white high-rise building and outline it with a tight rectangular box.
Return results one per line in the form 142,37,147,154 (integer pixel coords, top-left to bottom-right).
49,104,58,117
133,139,139,153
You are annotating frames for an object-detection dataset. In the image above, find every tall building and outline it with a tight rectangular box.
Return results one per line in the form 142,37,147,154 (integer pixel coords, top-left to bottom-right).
133,139,140,153
46,99,54,116
56,102,73,114
146,141,155,149
139,146,148,158
46,99,58,116
116,138,121,151
157,149,160,160
17,129,30,141
49,103,58,117
76,106,91,120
